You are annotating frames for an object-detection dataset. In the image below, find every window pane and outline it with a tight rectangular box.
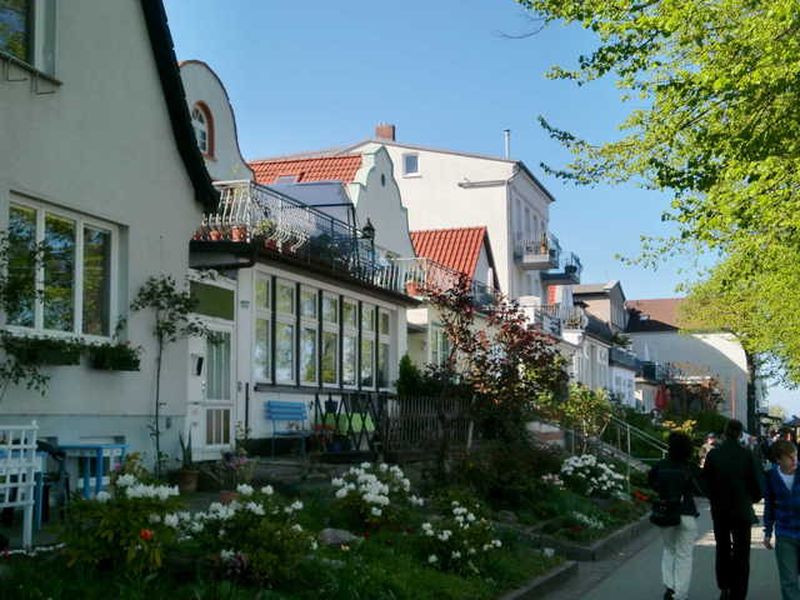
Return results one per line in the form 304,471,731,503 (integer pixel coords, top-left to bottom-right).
301,326,317,383
276,281,295,315
403,153,418,175
301,289,317,319
82,226,111,336
378,343,390,388
323,295,338,323
322,331,338,384
361,338,374,388
43,213,76,332
255,276,270,310
342,334,357,385
0,0,30,62
275,322,295,382
254,317,270,381
207,333,231,401
7,204,36,327
343,301,357,329
379,311,390,336
361,305,375,332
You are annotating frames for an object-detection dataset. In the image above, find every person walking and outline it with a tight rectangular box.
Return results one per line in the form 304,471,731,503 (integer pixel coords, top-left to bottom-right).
649,431,704,600
703,419,765,600
763,440,800,599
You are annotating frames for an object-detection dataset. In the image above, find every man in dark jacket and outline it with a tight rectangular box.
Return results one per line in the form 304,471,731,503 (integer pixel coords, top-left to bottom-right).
703,419,765,600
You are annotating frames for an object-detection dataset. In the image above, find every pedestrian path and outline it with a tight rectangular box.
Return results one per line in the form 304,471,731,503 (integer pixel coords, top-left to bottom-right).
545,500,780,599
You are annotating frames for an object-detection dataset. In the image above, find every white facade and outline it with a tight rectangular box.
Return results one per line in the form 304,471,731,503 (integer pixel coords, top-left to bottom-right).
182,63,412,451
0,2,211,459
349,140,554,302
610,365,637,407
562,330,611,391
630,331,750,423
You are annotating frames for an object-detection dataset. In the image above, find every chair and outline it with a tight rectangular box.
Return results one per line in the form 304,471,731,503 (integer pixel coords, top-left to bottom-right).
264,400,312,457
36,440,70,524
0,422,40,549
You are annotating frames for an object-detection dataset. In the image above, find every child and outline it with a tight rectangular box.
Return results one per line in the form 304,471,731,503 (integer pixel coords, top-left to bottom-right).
763,439,800,599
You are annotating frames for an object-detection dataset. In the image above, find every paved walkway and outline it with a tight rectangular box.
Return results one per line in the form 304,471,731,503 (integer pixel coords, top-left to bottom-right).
546,500,781,599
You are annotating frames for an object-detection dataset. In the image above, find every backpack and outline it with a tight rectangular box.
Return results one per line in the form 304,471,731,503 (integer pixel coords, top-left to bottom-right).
649,463,688,527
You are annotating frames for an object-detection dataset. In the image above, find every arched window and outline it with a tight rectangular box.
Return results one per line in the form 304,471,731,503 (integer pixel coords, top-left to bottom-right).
191,103,214,157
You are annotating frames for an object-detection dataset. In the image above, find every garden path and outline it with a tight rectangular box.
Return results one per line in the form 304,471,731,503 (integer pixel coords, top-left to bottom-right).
545,500,781,599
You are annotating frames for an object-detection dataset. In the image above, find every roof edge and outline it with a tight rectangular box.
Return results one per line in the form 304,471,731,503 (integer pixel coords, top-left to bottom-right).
140,0,218,212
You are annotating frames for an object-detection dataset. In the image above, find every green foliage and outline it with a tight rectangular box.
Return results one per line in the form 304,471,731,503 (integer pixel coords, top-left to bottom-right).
519,0,800,382
450,439,565,510
179,432,194,469
544,384,612,450
424,275,569,443
87,341,141,371
396,354,425,396
59,479,183,574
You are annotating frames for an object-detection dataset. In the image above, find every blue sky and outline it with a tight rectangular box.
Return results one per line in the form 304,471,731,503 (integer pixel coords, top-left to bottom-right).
162,0,796,414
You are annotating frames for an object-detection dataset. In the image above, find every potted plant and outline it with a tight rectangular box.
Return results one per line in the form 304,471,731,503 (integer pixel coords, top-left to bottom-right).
3,335,83,366
176,432,199,494
252,219,277,249
88,342,141,371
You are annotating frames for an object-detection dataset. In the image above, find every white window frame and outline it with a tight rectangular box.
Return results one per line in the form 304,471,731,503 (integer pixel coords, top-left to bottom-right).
299,286,318,386
377,309,391,390
430,324,449,367
321,293,339,387
274,278,296,385
360,303,376,389
252,273,271,383
7,196,118,341
0,0,56,76
402,153,419,177
341,298,358,388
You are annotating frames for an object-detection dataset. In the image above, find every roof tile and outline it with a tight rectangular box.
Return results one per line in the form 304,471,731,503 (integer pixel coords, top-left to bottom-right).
410,227,487,278
249,155,363,184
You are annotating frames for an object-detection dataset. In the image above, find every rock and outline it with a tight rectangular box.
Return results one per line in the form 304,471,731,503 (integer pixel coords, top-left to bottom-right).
318,528,362,547
497,510,519,524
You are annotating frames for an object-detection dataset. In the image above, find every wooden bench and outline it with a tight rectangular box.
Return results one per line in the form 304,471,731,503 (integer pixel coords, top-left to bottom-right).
264,400,312,457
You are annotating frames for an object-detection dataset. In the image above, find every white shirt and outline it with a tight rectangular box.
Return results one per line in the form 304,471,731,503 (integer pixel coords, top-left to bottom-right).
779,469,795,492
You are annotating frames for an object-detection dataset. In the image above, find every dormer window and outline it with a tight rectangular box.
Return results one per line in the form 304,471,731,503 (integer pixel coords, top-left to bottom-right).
191,102,214,157
402,153,419,177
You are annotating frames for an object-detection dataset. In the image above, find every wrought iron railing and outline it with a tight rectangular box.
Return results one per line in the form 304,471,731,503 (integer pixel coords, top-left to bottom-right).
514,232,561,264
518,302,588,333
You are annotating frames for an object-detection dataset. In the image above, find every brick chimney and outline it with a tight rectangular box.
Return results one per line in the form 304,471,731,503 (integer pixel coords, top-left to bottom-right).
375,123,396,141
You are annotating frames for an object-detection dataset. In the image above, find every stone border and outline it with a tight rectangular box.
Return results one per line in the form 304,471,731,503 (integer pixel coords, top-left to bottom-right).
528,514,652,561
499,560,578,600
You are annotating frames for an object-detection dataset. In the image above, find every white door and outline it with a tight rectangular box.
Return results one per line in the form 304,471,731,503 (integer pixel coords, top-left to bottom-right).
193,325,235,459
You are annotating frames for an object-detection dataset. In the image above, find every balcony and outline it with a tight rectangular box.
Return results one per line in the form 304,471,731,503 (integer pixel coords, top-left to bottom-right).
514,233,560,270
541,251,583,285
379,258,496,312
191,181,406,296
610,346,639,371
517,302,589,337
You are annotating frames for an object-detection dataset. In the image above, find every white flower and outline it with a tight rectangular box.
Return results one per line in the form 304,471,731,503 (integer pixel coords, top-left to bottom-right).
148,513,162,524
116,474,137,488
236,484,254,496
292,524,303,532
260,485,274,496
428,554,438,564
451,550,462,559
310,540,318,551
164,513,180,528
246,502,265,516
190,521,204,533
331,478,344,487
95,491,111,503
371,507,382,517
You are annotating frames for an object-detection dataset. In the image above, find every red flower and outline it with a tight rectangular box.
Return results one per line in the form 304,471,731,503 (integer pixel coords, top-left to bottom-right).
139,528,154,542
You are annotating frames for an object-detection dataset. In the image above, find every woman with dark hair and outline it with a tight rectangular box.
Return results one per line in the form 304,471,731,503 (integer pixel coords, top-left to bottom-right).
649,431,704,600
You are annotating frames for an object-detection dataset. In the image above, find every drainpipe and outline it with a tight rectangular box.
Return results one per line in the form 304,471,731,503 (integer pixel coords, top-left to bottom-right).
503,129,511,159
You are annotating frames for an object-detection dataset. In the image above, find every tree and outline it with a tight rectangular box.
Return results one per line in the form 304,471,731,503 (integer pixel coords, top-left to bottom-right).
518,0,800,381
424,275,569,444
131,275,210,477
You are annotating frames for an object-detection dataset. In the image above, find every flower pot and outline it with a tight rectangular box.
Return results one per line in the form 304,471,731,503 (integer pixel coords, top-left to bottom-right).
209,229,223,241
231,225,247,242
405,281,420,296
177,469,199,494
219,490,239,504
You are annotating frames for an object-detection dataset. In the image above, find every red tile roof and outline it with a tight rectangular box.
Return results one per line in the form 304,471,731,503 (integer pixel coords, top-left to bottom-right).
249,155,363,184
625,298,684,332
410,227,488,279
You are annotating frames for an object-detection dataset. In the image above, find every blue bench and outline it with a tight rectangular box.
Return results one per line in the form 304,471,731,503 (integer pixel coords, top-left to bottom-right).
264,400,312,457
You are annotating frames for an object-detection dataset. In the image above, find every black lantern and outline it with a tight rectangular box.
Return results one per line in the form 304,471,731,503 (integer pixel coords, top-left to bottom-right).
362,218,375,240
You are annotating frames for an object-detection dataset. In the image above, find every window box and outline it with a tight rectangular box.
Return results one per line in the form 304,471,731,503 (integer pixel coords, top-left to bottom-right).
87,342,141,372
3,335,82,366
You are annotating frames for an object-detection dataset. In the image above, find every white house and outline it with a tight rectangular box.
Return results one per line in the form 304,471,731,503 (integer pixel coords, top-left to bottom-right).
180,62,419,456
626,298,757,426
0,1,217,461
573,281,637,404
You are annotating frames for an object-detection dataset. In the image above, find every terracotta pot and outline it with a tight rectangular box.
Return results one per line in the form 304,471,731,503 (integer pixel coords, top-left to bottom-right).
219,490,239,504
177,469,199,494
209,229,222,241
405,281,420,296
231,225,246,242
